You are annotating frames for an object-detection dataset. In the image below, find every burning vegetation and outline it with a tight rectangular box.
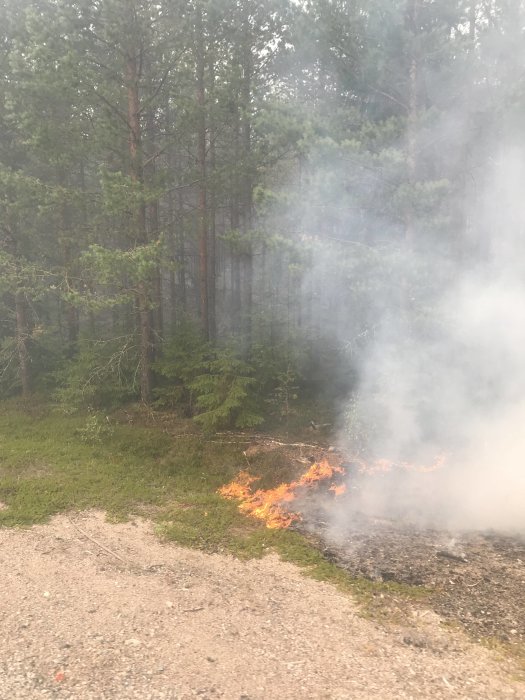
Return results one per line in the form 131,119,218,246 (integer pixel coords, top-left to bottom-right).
219,451,447,529
219,458,346,529
221,445,524,649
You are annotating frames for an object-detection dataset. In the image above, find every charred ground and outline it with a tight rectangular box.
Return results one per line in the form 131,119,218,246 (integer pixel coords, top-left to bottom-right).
301,512,524,650
233,437,525,661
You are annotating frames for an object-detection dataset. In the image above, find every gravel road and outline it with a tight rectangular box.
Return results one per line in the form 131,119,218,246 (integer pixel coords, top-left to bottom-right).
0,511,522,699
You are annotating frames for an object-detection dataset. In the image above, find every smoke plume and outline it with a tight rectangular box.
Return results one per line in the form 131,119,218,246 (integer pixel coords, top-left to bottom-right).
335,148,525,532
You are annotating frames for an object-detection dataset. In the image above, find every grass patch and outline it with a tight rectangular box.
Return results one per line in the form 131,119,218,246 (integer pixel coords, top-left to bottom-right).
0,402,240,526
0,399,427,618
158,506,429,617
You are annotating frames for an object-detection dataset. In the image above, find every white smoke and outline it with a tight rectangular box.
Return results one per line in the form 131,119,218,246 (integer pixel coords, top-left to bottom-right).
336,148,525,533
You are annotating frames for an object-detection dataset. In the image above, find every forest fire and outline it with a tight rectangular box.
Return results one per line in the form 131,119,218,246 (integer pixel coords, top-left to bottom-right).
219,452,446,529
219,459,345,529
349,454,447,475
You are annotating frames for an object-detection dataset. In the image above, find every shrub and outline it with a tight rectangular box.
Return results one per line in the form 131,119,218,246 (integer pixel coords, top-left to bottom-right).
154,325,263,431
54,336,139,411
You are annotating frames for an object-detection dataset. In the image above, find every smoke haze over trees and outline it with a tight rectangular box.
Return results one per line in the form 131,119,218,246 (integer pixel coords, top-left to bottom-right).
1,0,525,528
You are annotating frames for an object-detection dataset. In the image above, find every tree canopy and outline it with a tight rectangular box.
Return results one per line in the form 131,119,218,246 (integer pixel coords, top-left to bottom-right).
1,0,523,428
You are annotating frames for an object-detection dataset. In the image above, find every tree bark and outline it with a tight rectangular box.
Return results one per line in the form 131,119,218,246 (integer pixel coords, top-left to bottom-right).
126,52,147,243
177,180,187,315
405,0,418,245
15,289,31,398
196,6,209,340
145,106,163,346
208,57,217,342
240,19,253,347
461,2,477,249
230,101,242,334
58,167,79,355
165,99,177,328
126,45,152,402
137,281,152,402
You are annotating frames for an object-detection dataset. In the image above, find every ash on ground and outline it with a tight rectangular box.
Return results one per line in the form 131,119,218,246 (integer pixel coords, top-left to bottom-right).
298,496,524,648
243,439,524,650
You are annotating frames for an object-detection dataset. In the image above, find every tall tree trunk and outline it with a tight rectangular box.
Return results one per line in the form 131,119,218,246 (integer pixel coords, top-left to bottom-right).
208,57,217,342
165,98,185,328
405,0,418,245
177,183,187,315
240,24,253,348
165,100,177,328
80,159,96,337
63,238,79,353
126,46,152,402
230,213,241,337
58,167,79,355
15,289,30,398
461,2,477,250
230,102,242,334
196,5,209,340
146,107,163,347
126,53,147,242
137,282,151,401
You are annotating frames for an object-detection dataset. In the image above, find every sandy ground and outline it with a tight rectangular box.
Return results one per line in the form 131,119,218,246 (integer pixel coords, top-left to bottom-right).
0,512,523,699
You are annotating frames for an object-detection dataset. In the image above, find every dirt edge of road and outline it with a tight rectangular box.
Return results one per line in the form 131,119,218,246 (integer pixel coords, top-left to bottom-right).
0,510,523,700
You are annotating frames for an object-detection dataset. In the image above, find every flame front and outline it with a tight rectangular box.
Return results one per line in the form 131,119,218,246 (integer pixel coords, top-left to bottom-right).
219,459,345,529
351,454,446,475
219,453,445,529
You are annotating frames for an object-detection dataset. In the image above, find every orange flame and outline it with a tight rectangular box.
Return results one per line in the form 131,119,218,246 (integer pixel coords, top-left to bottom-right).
350,454,446,475
219,454,446,529
329,483,347,496
219,459,345,529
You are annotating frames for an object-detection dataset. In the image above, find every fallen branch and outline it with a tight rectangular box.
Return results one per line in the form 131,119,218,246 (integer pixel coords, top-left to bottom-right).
266,439,322,449
208,440,252,445
69,519,129,565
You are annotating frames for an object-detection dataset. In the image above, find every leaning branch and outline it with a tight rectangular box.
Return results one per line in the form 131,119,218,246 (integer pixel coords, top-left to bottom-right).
69,519,129,565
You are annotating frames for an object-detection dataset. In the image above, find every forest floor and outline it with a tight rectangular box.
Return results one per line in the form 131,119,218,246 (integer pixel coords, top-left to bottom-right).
0,402,524,698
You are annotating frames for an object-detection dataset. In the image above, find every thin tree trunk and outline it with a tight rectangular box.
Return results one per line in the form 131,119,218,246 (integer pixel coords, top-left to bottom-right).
80,159,96,337
64,240,79,353
208,58,217,342
461,3,477,249
126,53,147,243
15,289,30,398
126,46,152,402
137,282,151,402
165,98,179,328
146,107,163,346
166,103,177,328
241,22,253,348
58,167,79,355
230,201,241,335
405,0,418,245
230,102,242,334
177,183,187,314
196,5,209,340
